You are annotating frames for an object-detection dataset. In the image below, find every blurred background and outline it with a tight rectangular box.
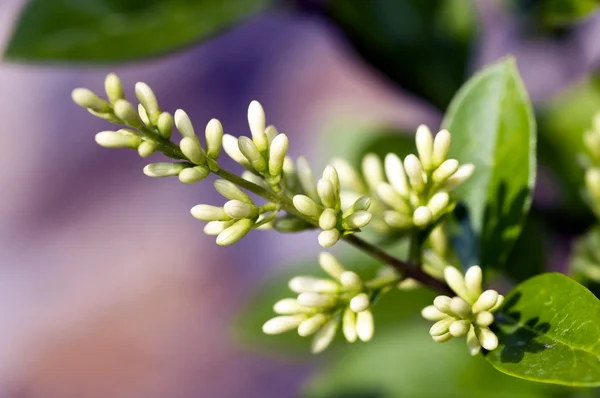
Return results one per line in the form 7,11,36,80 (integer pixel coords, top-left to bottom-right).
2,0,600,397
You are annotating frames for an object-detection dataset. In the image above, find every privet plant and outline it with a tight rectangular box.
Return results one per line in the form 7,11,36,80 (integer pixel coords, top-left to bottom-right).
71,58,600,388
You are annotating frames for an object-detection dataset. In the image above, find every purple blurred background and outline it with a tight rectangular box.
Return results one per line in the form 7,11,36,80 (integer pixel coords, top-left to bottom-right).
2,0,600,396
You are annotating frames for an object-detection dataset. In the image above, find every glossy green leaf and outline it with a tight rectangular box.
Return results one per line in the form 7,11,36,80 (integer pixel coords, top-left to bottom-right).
305,323,563,398
442,57,536,271
487,273,600,386
4,0,269,63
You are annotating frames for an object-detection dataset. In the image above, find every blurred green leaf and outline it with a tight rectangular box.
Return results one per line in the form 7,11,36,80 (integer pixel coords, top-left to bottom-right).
442,57,536,272
4,0,269,62
324,0,477,109
305,322,562,398
488,273,600,386
510,0,599,28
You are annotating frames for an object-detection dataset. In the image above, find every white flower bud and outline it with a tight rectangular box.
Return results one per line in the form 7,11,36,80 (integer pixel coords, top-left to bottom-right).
413,206,432,228
432,332,453,343
269,133,288,176
475,326,499,351
342,210,372,230
156,112,174,139
398,278,420,290
293,195,323,218
432,129,451,167
362,153,384,192
586,168,600,199
72,88,110,112
318,229,340,248
340,271,363,290
297,292,336,308
214,179,253,203
427,192,450,219
465,265,483,299
224,200,256,219
350,196,371,212
340,192,361,211
289,276,339,294
323,165,340,196
298,314,328,337
467,326,481,356
450,297,472,318
263,314,306,335
113,99,141,127
319,208,338,230
319,252,346,279
432,159,459,183
350,293,370,313
265,125,278,144
311,316,339,353
342,307,357,343
136,141,156,158
180,137,206,165
317,179,337,209
174,109,196,139
138,104,150,125
444,266,469,302
143,162,187,177
238,136,267,172
297,156,319,200
205,118,223,159
475,311,494,327
222,134,249,167
449,320,470,337
104,73,124,104
216,218,254,246
384,153,410,198
404,154,425,192
421,305,446,321
203,220,234,236
377,183,411,214
584,131,600,159
472,290,499,312
273,298,311,315
356,310,374,342
248,100,268,152
383,210,412,229
190,204,230,221
416,125,434,170
433,295,452,314
135,82,160,123
242,171,266,187
429,317,453,336
489,295,504,313
442,163,475,190
95,130,141,149
331,158,366,193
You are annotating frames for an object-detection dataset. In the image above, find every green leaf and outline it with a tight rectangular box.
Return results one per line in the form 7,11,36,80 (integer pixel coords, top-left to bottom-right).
4,0,270,63
511,0,599,27
487,273,600,386
305,322,564,398
442,57,536,272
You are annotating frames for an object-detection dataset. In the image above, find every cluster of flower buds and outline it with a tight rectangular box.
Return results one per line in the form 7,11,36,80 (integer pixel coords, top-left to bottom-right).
291,163,372,247
422,265,504,355
583,113,600,217
72,74,224,185
262,253,401,353
333,126,474,232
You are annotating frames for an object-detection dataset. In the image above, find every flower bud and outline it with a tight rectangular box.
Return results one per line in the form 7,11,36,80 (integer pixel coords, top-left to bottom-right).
178,166,210,184
72,88,111,112
449,320,470,337
263,314,306,335
157,112,174,139
404,154,425,192
340,271,362,290
442,163,475,190
490,295,504,313
450,297,472,318
467,326,481,356
174,109,196,139
432,129,451,167
137,141,157,158
205,118,223,159
190,204,230,221
584,131,600,160
222,134,250,167
238,136,267,172
350,196,371,212
289,276,339,294
273,215,313,232
319,252,346,279
248,100,268,152
331,158,366,193
356,310,374,342
266,125,278,143
377,183,411,214
444,266,469,302
342,307,357,343
269,133,288,176
475,326,499,351
475,311,494,327
421,305,446,321
180,137,206,165
432,332,453,343
465,265,483,299
214,179,253,203
342,210,372,230
416,124,434,170
323,165,340,196
427,192,450,219
429,317,453,336
297,292,336,308
95,130,141,149
433,295,452,314
273,298,311,314
317,179,337,209
138,104,150,125
384,153,410,198
586,168,600,199
311,316,339,353
224,200,257,219
297,156,318,201
472,290,499,312
432,159,459,184
113,99,141,127
318,229,340,248
216,218,254,246
298,314,328,337
319,208,338,230
362,154,384,192
203,220,234,236
143,162,188,177
383,210,412,229
350,293,370,313
413,206,432,228
104,73,125,104
293,195,323,218
135,82,160,123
